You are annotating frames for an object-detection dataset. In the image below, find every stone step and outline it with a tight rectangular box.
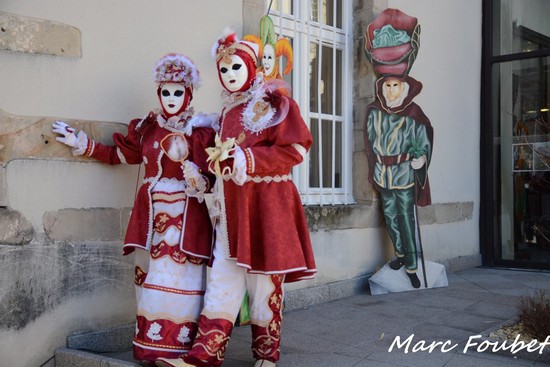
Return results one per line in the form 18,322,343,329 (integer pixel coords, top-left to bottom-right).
54,275,370,366
54,348,138,367
55,323,139,367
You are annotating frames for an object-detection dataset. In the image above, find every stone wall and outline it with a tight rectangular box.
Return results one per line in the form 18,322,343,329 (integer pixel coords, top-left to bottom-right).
0,100,135,367
0,11,81,57
0,3,483,366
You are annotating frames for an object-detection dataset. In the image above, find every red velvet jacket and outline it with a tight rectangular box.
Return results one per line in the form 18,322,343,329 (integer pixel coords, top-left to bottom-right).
215,93,317,283
87,115,215,259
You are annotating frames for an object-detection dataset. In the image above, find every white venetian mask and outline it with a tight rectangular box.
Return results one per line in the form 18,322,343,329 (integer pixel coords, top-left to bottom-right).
160,83,186,116
218,54,249,92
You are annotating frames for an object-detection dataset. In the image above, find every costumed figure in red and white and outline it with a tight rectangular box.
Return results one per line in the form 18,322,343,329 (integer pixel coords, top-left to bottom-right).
52,53,217,364
156,29,316,367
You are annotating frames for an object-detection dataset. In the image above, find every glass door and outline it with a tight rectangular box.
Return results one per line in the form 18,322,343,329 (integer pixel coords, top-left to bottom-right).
483,0,550,269
497,57,550,263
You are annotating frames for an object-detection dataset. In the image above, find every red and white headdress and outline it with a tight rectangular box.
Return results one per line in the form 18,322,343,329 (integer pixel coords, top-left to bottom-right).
212,28,260,93
212,27,259,65
153,53,200,117
153,53,201,89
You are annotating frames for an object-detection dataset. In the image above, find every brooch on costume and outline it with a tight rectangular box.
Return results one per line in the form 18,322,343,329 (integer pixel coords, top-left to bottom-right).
242,98,276,134
161,133,189,162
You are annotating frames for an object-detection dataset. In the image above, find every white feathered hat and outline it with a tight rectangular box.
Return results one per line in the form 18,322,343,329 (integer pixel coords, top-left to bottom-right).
153,53,201,89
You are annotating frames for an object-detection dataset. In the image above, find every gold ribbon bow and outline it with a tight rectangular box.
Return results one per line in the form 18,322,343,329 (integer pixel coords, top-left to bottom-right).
205,133,236,176
216,44,236,64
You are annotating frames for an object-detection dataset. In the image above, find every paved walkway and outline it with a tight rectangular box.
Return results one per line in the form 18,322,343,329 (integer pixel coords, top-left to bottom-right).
222,267,550,367
96,267,550,366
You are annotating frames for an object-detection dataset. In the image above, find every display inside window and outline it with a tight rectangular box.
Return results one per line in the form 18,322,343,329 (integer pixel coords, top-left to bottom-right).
507,54,550,261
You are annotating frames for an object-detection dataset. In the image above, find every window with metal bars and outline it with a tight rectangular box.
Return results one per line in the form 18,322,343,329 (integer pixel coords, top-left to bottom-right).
267,0,354,205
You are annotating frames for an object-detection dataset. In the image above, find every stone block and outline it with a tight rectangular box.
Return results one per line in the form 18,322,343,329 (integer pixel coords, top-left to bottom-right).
368,260,448,295
352,150,377,203
0,12,81,57
0,108,128,163
461,201,474,220
443,254,482,273
304,204,382,232
43,208,121,242
433,202,475,224
0,242,133,330
243,0,264,36
434,202,461,224
120,207,132,234
0,208,34,245
285,274,370,311
66,324,134,352
54,347,137,367
352,128,365,153
417,204,436,225
0,165,7,207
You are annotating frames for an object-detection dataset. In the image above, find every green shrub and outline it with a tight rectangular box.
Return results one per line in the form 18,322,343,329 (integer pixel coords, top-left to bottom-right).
517,289,550,341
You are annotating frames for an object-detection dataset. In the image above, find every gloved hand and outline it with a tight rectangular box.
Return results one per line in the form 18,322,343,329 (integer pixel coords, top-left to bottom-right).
52,121,79,148
51,120,89,156
183,161,208,202
411,155,427,170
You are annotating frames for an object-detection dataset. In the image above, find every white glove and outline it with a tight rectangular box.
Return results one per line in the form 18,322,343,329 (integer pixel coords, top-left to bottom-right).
411,155,427,170
52,120,89,156
183,161,208,202
231,146,247,185
52,121,78,147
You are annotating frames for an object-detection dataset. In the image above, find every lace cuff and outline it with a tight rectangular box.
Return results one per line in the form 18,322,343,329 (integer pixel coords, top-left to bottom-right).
72,130,89,156
183,160,208,203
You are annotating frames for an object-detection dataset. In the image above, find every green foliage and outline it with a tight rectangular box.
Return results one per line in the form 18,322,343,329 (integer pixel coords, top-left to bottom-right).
408,138,427,158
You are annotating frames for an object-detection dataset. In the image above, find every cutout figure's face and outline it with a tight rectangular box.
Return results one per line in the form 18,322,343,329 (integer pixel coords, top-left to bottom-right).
218,54,249,92
383,78,404,102
160,83,185,116
262,44,276,76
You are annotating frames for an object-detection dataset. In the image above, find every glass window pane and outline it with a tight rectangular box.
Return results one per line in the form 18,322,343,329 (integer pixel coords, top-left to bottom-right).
493,0,550,56
309,119,343,188
270,0,293,15
280,37,294,95
310,0,342,28
309,43,343,115
494,56,550,263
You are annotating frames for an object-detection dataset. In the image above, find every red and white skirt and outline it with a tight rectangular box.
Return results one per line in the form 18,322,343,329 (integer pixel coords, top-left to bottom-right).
132,178,207,363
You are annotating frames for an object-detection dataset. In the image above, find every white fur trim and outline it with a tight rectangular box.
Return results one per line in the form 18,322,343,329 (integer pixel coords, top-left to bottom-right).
115,147,127,164
291,143,307,162
188,112,220,132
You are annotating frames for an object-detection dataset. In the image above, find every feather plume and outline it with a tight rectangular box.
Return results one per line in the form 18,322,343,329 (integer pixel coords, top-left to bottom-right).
211,27,239,59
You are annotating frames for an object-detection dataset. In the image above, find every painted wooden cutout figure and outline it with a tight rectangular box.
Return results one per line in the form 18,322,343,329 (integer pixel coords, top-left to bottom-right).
363,9,433,289
52,54,217,363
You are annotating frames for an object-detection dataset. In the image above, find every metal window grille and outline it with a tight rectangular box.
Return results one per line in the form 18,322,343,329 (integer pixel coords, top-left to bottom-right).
268,0,354,205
